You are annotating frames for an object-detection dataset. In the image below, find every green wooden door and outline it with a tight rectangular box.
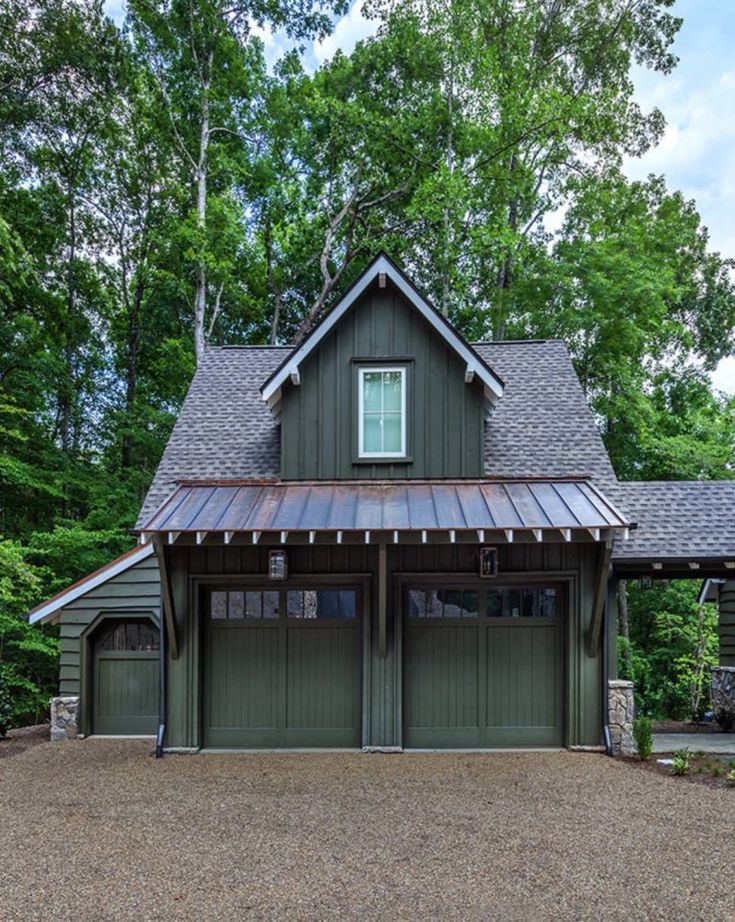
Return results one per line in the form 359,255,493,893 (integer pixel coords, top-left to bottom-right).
404,585,563,748
204,587,362,748
93,620,160,735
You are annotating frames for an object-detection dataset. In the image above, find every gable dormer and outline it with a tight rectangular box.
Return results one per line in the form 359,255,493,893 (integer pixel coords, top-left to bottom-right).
261,255,504,480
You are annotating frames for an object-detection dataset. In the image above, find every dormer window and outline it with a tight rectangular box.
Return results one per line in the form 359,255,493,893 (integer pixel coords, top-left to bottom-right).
357,365,407,459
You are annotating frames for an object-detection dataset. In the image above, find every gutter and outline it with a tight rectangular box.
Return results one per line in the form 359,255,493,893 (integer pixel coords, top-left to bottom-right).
155,600,167,759
602,588,613,756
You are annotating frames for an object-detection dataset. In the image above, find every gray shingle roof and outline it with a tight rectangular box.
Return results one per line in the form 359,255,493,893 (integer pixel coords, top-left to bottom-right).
475,342,616,486
609,481,735,561
137,339,615,527
137,346,291,525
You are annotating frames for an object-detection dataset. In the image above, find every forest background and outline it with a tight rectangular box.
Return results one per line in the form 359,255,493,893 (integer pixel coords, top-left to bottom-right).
1,0,733,725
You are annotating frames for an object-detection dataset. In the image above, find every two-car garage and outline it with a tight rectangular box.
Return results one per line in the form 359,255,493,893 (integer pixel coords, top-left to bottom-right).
202,581,563,750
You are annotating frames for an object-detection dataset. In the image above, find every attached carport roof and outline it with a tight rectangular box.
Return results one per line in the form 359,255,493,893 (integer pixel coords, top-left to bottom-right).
139,478,631,544
610,480,735,577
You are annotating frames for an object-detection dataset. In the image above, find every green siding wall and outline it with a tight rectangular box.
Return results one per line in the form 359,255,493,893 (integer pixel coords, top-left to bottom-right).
57,554,161,696
279,280,486,479
719,580,735,667
165,540,603,750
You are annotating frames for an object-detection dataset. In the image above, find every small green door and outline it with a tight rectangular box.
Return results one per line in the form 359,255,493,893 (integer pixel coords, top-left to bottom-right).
204,587,362,749
404,584,563,748
93,619,160,735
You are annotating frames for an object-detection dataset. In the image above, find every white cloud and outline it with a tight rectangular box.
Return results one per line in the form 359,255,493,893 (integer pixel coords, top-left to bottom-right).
315,0,379,65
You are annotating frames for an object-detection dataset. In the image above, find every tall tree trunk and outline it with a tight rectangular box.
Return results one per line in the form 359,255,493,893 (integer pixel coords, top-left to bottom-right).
60,185,76,455
122,274,144,469
441,29,455,317
193,53,213,365
265,223,282,345
617,580,634,681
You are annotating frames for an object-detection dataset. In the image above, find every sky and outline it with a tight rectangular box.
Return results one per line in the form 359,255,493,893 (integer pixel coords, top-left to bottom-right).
104,0,735,391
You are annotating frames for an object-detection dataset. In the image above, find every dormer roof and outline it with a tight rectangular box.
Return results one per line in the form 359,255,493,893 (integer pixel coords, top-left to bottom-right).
260,252,505,413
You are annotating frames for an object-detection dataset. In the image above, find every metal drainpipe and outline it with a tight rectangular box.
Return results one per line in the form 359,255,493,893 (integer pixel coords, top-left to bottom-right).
602,587,613,756
155,598,167,759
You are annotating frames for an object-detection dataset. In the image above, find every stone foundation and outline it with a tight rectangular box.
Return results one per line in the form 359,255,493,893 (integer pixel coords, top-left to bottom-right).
711,666,735,730
608,679,635,755
50,696,79,741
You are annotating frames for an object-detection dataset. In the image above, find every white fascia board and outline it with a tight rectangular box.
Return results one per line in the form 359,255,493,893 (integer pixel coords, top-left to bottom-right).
260,256,504,406
28,543,155,625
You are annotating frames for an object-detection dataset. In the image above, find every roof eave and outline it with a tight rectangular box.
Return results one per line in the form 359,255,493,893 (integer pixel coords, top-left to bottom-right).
260,254,505,408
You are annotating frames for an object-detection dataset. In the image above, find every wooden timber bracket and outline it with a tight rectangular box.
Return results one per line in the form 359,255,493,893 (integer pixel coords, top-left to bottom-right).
586,536,614,657
152,536,179,660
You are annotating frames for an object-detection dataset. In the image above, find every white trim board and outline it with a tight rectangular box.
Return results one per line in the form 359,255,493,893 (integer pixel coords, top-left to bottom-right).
260,255,505,410
28,543,155,625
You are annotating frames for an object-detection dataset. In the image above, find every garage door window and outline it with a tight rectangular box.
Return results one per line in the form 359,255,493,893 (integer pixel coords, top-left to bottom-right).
287,589,357,619
211,590,278,620
408,589,479,619
486,587,556,619
99,621,159,651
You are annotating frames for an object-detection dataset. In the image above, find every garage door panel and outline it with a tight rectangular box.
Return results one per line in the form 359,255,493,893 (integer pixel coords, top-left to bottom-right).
405,625,479,733
93,620,159,735
286,627,360,737
204,588,362,749
485,624,560,744
207,626,280,734
404,585,563,749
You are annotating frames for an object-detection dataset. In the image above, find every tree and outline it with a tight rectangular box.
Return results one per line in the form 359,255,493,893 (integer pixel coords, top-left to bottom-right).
128,0,346,363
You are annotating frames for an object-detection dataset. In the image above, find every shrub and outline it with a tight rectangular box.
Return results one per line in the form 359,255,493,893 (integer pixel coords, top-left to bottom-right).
714,705,735,732
0,672,14,738
633,716,653,760
726,770,735,786
671,748,690,776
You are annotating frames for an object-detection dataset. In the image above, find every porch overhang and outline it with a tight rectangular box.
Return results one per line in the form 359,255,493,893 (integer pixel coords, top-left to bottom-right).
138,478,633,546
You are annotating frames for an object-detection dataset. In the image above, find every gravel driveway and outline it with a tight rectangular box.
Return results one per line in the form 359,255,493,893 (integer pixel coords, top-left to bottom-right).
2,741,733,921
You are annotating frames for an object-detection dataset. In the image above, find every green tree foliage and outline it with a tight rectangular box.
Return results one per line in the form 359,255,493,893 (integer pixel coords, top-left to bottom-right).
621,581,719,721
0,0,732,725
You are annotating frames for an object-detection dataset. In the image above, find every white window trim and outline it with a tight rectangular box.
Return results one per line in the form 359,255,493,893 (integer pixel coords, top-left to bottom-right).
357,365,407,459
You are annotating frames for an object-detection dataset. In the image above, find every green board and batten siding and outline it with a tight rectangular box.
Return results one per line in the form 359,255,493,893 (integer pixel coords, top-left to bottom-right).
719,580,735,667
163,540,604,750
279,281,486,479
57,552,161,696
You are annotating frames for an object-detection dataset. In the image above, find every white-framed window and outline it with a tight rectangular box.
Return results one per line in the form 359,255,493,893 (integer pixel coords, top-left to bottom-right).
357,365,407,459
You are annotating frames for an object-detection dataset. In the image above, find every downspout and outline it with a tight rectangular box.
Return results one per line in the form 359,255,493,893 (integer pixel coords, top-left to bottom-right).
155,599,167,758
602,588,613,756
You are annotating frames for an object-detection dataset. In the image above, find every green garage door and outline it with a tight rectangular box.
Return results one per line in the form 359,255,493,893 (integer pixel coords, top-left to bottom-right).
404,584,563,748
204,587,362,748
93,619,160,735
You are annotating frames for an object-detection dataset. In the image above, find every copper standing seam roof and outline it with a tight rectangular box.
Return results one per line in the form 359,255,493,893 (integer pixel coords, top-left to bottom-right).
140,480,632,538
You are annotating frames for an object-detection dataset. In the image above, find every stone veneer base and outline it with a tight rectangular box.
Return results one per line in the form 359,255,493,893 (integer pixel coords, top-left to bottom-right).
711,666,735,730
608,679,636,756
50,696,79,741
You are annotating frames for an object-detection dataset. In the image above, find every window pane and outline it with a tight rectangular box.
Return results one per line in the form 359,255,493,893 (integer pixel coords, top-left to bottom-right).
486,591,503,618
408,589,426,618
425,590,444,618
439,590,463,617
462,591,479,618
363,414,383,453
382,413,402,453
382,371,402,411
263,591,279,619
538,588,557,618
211,591,227,620
316,590,340,618
304,591,318,619
339,590,357,619
521,589,535,618
362,372,382,411
229,591,245,619
507,590,522,618
139,624,160,651
244,591,261,619
287,591,302,618
100,621,159,651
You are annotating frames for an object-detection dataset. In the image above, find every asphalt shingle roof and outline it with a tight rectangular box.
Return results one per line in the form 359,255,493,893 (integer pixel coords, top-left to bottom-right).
137,340,615,527
609,481,735,561
137,342,735,566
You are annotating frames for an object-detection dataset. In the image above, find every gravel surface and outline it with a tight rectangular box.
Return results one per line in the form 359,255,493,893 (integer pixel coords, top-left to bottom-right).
2,741,734,921
0,723,48,760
